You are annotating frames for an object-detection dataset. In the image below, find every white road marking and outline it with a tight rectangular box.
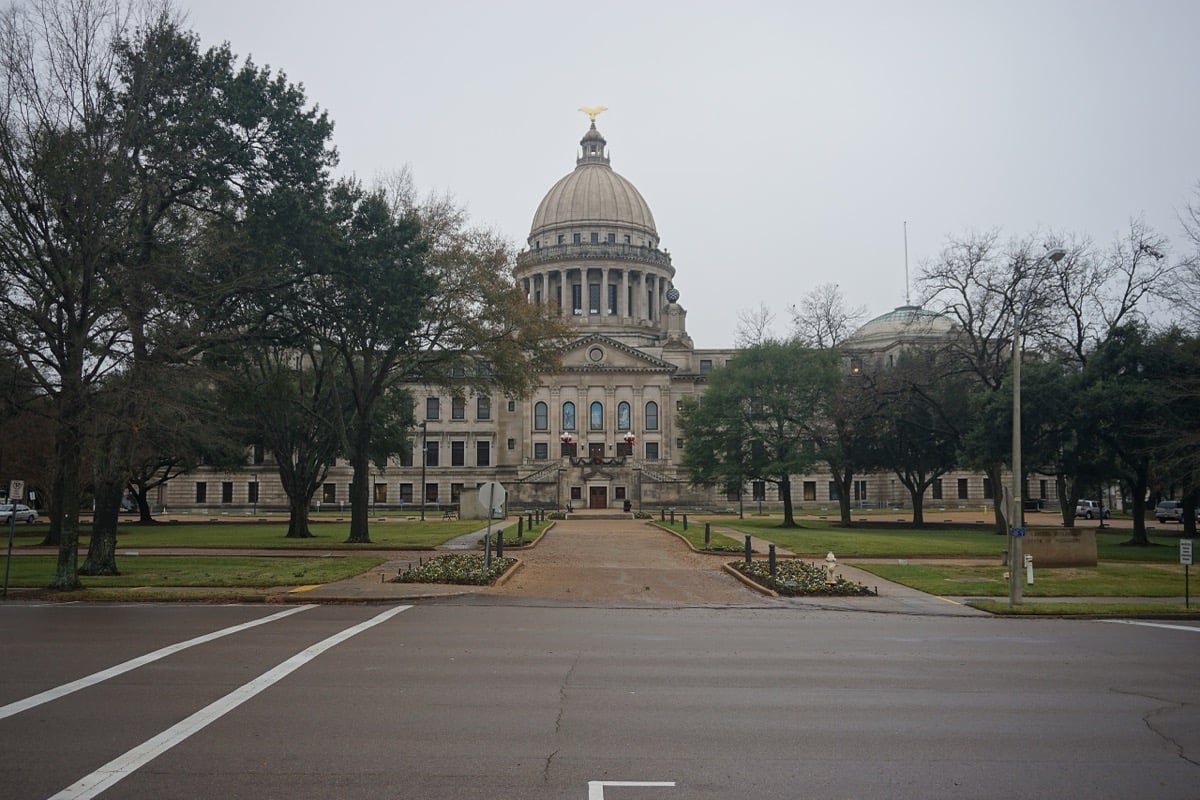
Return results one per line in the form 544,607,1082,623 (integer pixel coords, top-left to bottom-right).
1099,619,1200,633
49,604,412,800
0,605,316,721
588,780,676,798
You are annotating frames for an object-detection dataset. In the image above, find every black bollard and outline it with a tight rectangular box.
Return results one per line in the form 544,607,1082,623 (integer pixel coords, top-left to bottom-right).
496,529,503,558
518,516,524,536
670,509,675,524
704,522,710,546
660,508,665,521
683,514,688,531
744,534,752,564
769,543,776,576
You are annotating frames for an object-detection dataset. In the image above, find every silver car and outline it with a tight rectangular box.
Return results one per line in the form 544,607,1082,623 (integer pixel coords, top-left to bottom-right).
1075,500,1110,520
0,503,38,523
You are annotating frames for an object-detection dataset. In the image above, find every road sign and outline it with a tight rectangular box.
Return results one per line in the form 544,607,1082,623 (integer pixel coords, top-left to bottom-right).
8,480,24,501
1010,526,1026,538
477,481,506,516
1182,539,1193,566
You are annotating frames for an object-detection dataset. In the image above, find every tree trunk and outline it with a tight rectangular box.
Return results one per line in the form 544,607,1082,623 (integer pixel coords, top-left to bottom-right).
832,467,853,525
286,491,315,538
81,479,122,576
1123,466,1151,546
346,423,372,543
779,476,796,527
909,485,925,525
135,488,156,523
48,415,83,590
985,463,1006,534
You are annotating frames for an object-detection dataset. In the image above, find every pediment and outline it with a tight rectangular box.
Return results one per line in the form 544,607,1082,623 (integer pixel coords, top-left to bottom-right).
557,334,677,373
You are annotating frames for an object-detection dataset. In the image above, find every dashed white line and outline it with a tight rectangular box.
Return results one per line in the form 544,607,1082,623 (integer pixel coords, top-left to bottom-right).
0,605,316,721
49,604,412,800
1099,619,1200,633
588,780,676,798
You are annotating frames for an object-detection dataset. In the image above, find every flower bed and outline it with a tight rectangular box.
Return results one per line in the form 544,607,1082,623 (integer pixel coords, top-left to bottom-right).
731,559,876,596
394,553,515,586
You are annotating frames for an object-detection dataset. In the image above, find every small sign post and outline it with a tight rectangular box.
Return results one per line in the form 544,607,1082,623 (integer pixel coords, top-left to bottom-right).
1181,539,1193,609
3,480,26,600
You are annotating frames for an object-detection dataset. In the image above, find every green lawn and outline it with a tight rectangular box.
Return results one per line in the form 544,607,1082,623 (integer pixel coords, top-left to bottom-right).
8,517,488,550
1,554,386,588
694,515,1184,562
855,561,1187,597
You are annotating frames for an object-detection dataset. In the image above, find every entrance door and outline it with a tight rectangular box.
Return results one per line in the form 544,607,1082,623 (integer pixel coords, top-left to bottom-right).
588,443,605,462
589,486,607,509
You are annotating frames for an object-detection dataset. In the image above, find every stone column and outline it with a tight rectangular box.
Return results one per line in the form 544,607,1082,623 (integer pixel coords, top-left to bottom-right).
621,269,630,321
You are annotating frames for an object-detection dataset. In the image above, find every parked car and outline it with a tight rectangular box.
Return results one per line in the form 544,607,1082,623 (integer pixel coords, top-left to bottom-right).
0,503,38,523
1155,500,1183,523
1075,500,1110,520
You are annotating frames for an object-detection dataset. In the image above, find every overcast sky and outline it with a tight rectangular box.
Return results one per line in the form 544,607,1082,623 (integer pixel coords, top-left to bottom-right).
185,0,1200,348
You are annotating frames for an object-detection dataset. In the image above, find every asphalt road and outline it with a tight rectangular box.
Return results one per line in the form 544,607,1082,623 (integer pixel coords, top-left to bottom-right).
2,601,1198,799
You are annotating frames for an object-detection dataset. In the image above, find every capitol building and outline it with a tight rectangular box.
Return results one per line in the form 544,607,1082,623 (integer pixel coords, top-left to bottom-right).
163,114,1051,515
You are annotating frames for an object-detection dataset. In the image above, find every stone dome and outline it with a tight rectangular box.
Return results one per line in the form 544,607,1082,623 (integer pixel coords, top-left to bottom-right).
844,305,957,351
528,122,658,243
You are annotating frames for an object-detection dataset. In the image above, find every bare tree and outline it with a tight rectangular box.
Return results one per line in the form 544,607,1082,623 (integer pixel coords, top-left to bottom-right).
734,302,777,347
789,283,866,349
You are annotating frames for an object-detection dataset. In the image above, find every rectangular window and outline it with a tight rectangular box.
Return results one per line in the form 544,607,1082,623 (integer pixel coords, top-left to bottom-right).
854,480,867,502
557,234,564,245
534,442,548,460
932,478,943,500
752,481,766,501
616,442,632,457
221,481,233,504
1039,479,1048,500
450,483,464,503
451,440,465,467
195,482,207,504
675,437,684,448
476,440,490,467
507,400,515,412
425,441,439,467
400,442,414,467
588,232,597,244
726,489,740,502
425,483,438,504
477,396,490,420
247,482,259,505
399,483,414,504
615,486,626,499
322,483,335,503
588,283,600,313
572,284,582,313
252,444,265,465
982,477,993,500
829,481,841,501
571,486,583,501
607,232,615,244
451,397,465,420
607,284,617,314
957,478,969,500
624,234,631,244
803,481,816,501
373,483,387,503
573,233,581,244
699,359,712,374
645,441,659,460
426,397,440,420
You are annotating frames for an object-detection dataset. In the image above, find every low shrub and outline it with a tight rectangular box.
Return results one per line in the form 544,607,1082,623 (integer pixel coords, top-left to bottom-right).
395,553,515,585
731,559,876,596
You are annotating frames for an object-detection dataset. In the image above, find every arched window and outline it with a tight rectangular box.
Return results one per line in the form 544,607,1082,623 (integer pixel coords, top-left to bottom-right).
589,401,604,430
533,401,548,431
645,400,659,430
562,401,575,431
617,401,631,431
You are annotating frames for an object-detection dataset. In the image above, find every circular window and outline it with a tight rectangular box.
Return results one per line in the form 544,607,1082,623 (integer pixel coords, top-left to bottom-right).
588,347,604,363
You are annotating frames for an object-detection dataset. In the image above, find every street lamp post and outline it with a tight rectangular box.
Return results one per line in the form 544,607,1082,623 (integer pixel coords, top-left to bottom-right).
1010,247,1066,605
252,473,258,515
419,421,428,522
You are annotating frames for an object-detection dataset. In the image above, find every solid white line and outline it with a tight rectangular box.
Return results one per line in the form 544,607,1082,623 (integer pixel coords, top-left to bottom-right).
1099,619,1200,633
0,605,316,722
588,780,676,799
49,604,412,800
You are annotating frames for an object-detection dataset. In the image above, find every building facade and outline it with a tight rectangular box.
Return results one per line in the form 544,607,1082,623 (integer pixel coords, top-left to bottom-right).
163,116,1050,515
